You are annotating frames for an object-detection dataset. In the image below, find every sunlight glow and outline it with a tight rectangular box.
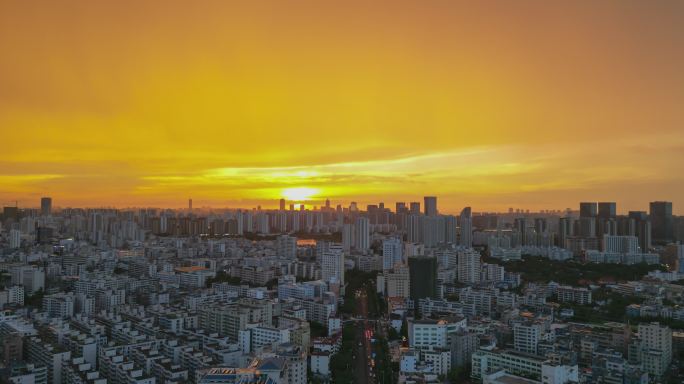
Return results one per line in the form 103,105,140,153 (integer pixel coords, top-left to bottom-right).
282,187,320,201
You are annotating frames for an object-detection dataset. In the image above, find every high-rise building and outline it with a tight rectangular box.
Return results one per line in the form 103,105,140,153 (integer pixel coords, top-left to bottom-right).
424,196,437,217
384,265,410,298
409,202,421,215
459,207,472,248
421,216,443,247
382,238,403,270
9,229,21,249
444,215,457,244
634,322,672,380
650,201,673,244
627,211,652,251
558,217,574,247
321,244,344,285
578,202,598,238
188,198,193,211
514,218,528,246
457,249,481,284
279,199,286,211
677,244,684,274
579,202,598,218
277,235,297,259
2,206,18,221
602,235,639,253
354,217,370,251
408,256,437,309
534,218,547,234
40,197,52,216
598,202,616,219
407,215,422,243
341,223,353,252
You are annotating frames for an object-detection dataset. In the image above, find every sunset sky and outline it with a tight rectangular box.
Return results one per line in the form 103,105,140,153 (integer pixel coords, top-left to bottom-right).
1,1,683,213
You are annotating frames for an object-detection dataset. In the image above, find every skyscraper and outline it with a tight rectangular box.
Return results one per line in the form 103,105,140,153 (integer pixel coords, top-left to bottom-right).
40,197,52,216
444,215,457,244
188,198,193,211
579,202,597,238
598,202,616,219
354,217,370,251
628,211,652,251
579,202,598,218
558,217,574,247
9,229,21,249
650,201,673,244
424,196,437,217
342,223,353,252
408,256,437,310
459,207,472,248
514,217,528,246
279,198,286,211
597,202,617,237
409,202,421,215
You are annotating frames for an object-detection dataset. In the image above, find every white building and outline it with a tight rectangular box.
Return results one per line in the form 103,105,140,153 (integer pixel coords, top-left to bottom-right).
321,244,344,285
382,238,403,270
514,322,544,355
457,250,481,284
42,293,75,319
556,286,592,305
409,318,467,350
603,235,639,253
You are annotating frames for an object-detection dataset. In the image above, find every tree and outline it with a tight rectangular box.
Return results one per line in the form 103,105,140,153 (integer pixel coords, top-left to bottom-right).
205,271,242,287
400,319,408,338
447,366,470,384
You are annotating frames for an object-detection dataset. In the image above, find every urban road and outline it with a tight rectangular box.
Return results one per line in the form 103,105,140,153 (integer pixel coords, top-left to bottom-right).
353,288,374,384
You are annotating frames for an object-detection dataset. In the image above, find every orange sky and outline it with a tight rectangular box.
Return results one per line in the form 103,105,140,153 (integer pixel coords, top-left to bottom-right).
1,1,683,214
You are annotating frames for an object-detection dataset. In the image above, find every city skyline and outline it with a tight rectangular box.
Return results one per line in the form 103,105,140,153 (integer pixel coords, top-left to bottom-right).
5,195,677,219
2,1,684,212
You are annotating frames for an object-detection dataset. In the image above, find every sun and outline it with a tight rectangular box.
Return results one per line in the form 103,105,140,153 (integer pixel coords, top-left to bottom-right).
282,187,319,201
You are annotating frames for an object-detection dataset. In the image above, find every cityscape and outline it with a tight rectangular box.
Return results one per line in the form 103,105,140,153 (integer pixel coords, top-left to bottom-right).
0,197,683,384
2,2,684,384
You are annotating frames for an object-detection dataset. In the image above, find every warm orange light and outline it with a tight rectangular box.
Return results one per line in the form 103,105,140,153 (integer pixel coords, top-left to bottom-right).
282,187,319,202
0,2,682,212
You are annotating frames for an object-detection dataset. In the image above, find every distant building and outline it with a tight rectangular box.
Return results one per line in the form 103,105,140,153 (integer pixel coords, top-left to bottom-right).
650,201,673,244
459,207,473,248
354,217,369,252
40,197,52,216
424,196,437,217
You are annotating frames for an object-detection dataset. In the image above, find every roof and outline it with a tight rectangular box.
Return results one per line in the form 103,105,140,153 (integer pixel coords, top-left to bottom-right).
256,358,285,371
